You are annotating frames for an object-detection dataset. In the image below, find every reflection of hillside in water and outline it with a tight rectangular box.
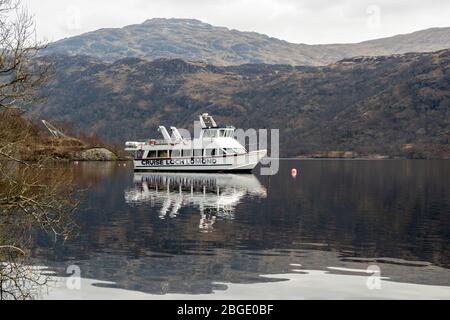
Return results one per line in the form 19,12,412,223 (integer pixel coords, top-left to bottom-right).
125,173,267,232
28,161,450,297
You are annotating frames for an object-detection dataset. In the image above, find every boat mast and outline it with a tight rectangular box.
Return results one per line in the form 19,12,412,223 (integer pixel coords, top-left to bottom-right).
199,113,217,129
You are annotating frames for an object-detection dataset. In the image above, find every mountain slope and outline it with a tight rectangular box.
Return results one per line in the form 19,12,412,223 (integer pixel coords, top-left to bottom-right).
30,50,450,158
43,18,450,66
322,27,450,58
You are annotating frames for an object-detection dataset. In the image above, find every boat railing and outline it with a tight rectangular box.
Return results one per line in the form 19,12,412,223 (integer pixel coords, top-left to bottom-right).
126,139,172,149
147,139,171,146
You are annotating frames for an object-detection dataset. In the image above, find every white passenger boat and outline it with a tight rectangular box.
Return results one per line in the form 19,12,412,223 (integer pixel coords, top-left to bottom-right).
125,114,267,172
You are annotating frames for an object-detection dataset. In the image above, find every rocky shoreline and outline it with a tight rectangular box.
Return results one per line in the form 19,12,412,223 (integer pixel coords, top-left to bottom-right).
72,148,118,161
298,151,390,160
18,135,127,162
297,150,449,160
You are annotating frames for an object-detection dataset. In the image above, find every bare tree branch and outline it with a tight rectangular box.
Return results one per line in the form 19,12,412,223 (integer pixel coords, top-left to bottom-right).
0,0,78,300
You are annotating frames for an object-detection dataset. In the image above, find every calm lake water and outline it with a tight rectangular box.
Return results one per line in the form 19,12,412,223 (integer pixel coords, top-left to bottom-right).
31,160,450,299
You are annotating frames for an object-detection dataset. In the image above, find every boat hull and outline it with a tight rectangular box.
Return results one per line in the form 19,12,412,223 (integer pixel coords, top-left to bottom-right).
132,150,267,172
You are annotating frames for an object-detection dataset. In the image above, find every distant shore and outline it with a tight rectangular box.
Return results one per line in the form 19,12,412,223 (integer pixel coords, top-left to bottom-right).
295,150,449,160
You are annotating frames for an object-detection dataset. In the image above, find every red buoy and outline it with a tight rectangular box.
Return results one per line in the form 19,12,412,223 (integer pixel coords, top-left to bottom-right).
291,168,298,178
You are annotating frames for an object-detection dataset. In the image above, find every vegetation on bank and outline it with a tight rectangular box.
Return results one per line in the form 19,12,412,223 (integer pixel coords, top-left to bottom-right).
0,110,122,162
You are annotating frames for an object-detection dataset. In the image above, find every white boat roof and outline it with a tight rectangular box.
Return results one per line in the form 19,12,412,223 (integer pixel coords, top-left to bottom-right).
125,114,245,151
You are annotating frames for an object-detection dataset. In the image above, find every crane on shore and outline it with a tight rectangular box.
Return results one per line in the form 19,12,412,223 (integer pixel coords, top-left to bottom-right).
41,120,66,138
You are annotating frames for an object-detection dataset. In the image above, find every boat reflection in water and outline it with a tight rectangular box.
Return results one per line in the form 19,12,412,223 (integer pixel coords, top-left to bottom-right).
125,173,267,232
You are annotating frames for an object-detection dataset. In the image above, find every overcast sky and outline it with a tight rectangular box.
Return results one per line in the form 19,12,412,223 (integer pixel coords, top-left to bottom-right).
22,0,450,44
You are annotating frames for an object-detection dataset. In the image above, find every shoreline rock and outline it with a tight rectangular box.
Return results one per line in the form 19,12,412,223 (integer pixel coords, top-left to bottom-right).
73,148,118,161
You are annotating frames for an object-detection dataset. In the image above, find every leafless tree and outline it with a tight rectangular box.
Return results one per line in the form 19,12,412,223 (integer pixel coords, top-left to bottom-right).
0,0,51,110
0,0,78,300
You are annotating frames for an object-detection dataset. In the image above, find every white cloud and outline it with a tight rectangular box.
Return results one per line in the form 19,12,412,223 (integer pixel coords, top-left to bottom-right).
22,0,450,44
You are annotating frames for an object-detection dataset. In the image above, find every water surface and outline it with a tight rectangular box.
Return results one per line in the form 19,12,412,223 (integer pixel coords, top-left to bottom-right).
31,160,450,299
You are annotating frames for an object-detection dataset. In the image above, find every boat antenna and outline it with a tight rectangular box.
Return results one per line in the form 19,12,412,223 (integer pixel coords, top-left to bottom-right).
200,113,217,128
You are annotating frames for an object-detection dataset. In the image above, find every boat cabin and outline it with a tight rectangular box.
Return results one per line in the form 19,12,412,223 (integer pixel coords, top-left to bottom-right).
134,147,247,161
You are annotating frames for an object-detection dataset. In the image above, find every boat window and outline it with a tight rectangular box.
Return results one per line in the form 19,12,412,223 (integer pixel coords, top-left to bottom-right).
171,150,181,158
219,130,226,138
147,150,157,158
205,149,216,157
224,148,235,154
194,149,203,157
204,130,216,138
158,150,168,158
136,150,144,159
204,129,222,138
234,148,246,155
182,149,193,157
217,149,225,156
209,130,218,138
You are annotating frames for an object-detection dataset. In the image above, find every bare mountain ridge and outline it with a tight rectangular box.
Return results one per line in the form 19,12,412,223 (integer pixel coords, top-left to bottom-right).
44,18,450,66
